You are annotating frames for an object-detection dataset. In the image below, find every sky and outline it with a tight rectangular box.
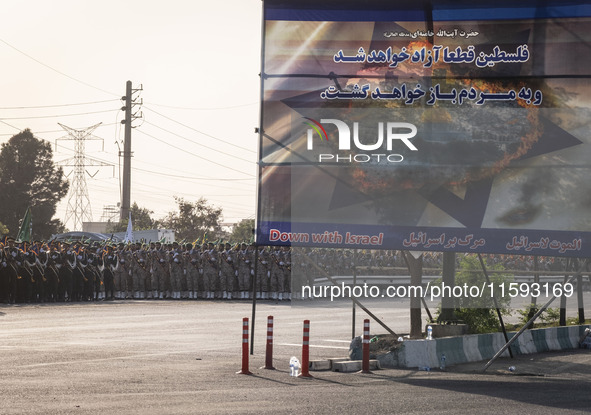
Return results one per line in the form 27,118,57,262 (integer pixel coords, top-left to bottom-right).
0,1,262,230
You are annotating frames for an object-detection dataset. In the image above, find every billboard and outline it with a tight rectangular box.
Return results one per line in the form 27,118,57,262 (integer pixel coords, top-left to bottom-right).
256,0,591,257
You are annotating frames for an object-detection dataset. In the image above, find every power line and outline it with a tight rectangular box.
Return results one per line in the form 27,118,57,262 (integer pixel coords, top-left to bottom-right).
145,101,258,111
0,108,118,120
132,166,254,182
143,120,256,164
0,37,119,97
0,122,119,136
0,99,119,110
135,129,255,177
143,105,256,154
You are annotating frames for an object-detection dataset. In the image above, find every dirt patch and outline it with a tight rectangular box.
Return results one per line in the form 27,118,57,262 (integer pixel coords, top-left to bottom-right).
369,334,404,354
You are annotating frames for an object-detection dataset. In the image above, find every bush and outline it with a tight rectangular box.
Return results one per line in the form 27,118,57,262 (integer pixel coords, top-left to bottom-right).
434,254,514,334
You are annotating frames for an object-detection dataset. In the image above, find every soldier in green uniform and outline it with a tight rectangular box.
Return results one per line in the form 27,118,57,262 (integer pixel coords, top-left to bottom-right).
219,242,236,300
202,242,218,299
169,241,184,299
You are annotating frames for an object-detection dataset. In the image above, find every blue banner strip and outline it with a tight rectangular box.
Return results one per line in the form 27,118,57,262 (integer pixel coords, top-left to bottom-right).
257,221,589,257
265,1,591,22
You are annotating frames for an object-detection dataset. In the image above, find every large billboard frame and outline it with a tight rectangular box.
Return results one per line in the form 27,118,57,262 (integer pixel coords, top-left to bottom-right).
256,0,591,258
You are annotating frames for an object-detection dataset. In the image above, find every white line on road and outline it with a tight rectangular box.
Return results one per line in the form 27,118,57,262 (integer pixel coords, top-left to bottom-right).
276,343,349,350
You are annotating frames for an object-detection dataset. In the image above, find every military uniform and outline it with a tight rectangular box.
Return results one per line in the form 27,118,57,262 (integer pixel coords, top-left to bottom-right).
185,244,201,299
219,243,236,300
115,244,131,299
150,242,167,299
169,242,184,299
236,243,253,299
256,247,270,299
103,246,117,300
131,244,150,299
3,237,22,303
202,243,219,299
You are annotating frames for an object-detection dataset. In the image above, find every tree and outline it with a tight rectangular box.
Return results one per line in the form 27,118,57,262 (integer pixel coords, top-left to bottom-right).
158,197,224,243
230,218,255,243
435,255,513,334
0,130,69,239
106,202,156,233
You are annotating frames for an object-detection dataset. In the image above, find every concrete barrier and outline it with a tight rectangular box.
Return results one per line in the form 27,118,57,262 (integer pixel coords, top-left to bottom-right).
395,325,590,368
332,360,381,373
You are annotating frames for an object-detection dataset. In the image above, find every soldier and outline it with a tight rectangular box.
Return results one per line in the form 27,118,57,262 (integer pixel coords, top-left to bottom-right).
103,245,117,301
143,244,153,299
17,241,34,303
3,237,22,303
236,243,253,299
202,242,219,299
255,245,270,300
45,241,61,302
114,243,130,299
151,241,168,299
169,241,184,299
30,240,47,302
71,242,87,301
59,242,76,302
87,246,103,301
185,243,201,299
219,242,237,300
131,243,150,299
281,246,291,300
269,247,284,301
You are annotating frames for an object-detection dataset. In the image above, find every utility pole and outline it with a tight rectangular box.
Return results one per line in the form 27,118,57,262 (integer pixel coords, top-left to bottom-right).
119,80,142,221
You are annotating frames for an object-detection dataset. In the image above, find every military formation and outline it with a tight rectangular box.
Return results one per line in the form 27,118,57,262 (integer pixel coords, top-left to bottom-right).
0,237,292,304
2,234,572,305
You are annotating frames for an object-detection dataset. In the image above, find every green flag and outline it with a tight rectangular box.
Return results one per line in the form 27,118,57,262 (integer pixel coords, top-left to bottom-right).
16,207,32,243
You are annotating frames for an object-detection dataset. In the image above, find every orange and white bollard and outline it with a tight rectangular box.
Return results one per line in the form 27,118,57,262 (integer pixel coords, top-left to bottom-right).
361,319,371,373
263,315,275,370
298,319,313,378
237,317,252,375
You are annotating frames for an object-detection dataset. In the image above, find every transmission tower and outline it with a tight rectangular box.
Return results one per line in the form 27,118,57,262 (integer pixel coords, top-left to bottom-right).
57,123,114,231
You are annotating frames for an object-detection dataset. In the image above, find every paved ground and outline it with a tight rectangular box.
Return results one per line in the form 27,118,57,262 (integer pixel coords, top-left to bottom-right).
0,300,590,414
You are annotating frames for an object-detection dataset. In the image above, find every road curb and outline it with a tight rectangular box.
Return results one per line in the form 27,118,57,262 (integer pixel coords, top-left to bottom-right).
396,324,591,368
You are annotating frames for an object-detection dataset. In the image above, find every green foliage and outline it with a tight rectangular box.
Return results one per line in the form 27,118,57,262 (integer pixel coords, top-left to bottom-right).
0,129,68,238
434,254,514,334
515,304,563,328
106,202,156,233
543,308,561,324
157,196,225,243
230,218,255,243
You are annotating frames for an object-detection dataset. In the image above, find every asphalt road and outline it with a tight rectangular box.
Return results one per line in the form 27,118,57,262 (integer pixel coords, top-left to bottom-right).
0,299,590,414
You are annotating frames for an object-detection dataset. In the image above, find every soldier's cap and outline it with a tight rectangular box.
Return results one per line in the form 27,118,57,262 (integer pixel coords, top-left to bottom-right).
185,243,193,249
6,236,15,242
155,241,162,245
172,241,179,245
61,241,70,246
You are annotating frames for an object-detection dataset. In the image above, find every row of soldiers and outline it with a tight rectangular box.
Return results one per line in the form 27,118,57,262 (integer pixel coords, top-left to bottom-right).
4,236,568,304
0,237,293,304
